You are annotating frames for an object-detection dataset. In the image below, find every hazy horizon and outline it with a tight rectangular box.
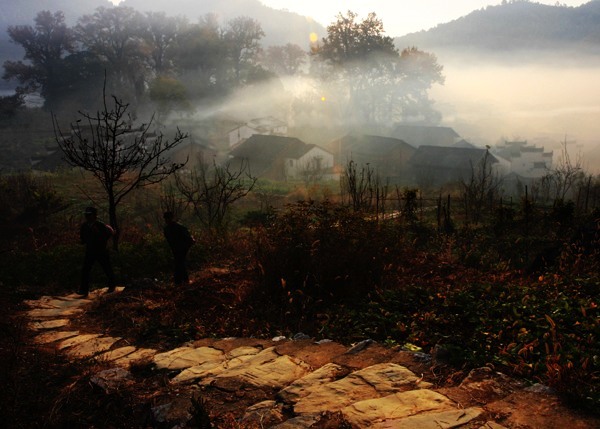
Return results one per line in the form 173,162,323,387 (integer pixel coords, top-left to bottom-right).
427,51,600,173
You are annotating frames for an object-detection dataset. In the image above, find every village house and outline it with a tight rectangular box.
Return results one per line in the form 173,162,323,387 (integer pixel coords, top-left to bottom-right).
168,138,219,171
228,134,334,181
329,134,416,183
493,140,553,178
228,116,288,148
408,145,510,188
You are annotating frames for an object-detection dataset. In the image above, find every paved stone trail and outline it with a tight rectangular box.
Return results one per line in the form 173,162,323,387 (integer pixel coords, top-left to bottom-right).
23,288,600,428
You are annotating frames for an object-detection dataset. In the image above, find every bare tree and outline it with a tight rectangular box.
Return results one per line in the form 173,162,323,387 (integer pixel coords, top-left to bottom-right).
340,159,388,216
541,137,584,203
298,155,326,187
53,84,188,250
462,149,502,224
174,159,257,235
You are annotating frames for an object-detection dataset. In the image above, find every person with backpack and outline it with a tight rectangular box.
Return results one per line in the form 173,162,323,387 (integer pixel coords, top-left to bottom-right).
77,206,116,297
163,211,195,285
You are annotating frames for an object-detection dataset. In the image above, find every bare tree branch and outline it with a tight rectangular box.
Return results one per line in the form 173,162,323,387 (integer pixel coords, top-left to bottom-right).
53,79,188,249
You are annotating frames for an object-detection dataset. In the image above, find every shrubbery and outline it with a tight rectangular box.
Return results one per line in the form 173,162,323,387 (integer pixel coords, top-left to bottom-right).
256,201,393,303
250,197,599,412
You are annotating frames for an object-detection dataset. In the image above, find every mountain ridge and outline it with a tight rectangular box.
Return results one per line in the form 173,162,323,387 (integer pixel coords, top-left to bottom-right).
394,1,600,57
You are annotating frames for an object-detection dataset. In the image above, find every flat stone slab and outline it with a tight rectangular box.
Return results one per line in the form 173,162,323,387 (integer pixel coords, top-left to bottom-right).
293,363,422,414
278,363,348,403
205,347,311,389
173,346,262,384
114,348,157,367
64,286,125,300
371,407,484,429
225,346,262,359
29,319,70,330
355,363,429,393
97,346,138,362
24,296,89,309
57,334,102,350
27,307,84,319
342,389,457,427
172,360,226,383
66,336,122,358
153,346,225,370
34,330,80,344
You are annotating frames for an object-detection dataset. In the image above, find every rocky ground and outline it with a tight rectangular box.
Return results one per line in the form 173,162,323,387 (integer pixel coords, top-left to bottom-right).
15,286,600,428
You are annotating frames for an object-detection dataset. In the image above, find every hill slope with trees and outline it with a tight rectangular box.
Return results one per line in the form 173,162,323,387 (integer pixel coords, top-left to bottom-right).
395,0,600,58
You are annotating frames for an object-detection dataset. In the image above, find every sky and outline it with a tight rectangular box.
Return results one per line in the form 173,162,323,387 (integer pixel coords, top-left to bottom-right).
109,1,590,36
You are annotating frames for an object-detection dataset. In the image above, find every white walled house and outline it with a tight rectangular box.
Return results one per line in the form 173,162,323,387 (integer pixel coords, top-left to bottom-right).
284,145,334,180
228,116,288,148
494,140,553,178
229,134,335,181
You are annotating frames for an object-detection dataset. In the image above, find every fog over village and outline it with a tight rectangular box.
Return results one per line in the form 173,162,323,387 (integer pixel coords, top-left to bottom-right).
2,0,600,177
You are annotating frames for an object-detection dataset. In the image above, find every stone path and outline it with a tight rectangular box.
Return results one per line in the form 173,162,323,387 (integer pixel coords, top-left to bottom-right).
23,288,600,428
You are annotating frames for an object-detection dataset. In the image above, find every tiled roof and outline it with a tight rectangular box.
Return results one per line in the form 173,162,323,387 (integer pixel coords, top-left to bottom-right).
230,134,310,161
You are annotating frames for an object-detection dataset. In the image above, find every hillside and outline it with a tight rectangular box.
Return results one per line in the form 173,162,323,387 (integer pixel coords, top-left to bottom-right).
395,1,600,58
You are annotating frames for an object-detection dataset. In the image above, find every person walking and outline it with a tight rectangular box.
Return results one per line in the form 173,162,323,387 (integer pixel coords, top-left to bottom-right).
78,206,116,297
163,211,195,285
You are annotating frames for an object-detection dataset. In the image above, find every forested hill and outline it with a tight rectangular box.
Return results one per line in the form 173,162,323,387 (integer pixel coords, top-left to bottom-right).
395,0,600,57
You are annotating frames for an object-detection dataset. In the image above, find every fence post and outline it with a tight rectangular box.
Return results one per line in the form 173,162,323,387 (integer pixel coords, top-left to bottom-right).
437,194,442,230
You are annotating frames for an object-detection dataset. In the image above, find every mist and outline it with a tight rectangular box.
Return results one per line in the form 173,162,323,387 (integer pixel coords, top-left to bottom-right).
178,52,600,174
430,54,600,172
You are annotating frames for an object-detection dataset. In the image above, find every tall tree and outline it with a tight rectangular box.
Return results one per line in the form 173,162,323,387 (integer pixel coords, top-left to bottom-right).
53,82,188,250
142,12,186,76
223,16,265,85
148,76,192,123
316,11,397,65
172,14,228,98
263,43,307,75
75,6,147,103
2,10,75,109
312,11,444,125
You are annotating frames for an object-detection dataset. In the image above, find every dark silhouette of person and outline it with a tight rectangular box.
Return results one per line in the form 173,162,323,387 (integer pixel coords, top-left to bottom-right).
163,211,195,285
78,206,116,297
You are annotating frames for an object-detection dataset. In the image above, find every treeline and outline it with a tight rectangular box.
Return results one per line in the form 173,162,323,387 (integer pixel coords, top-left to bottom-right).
1,8,444,127
1,7,301,114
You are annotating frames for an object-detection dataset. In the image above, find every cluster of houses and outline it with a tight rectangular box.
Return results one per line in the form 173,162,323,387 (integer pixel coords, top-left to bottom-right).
32,115,554,192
